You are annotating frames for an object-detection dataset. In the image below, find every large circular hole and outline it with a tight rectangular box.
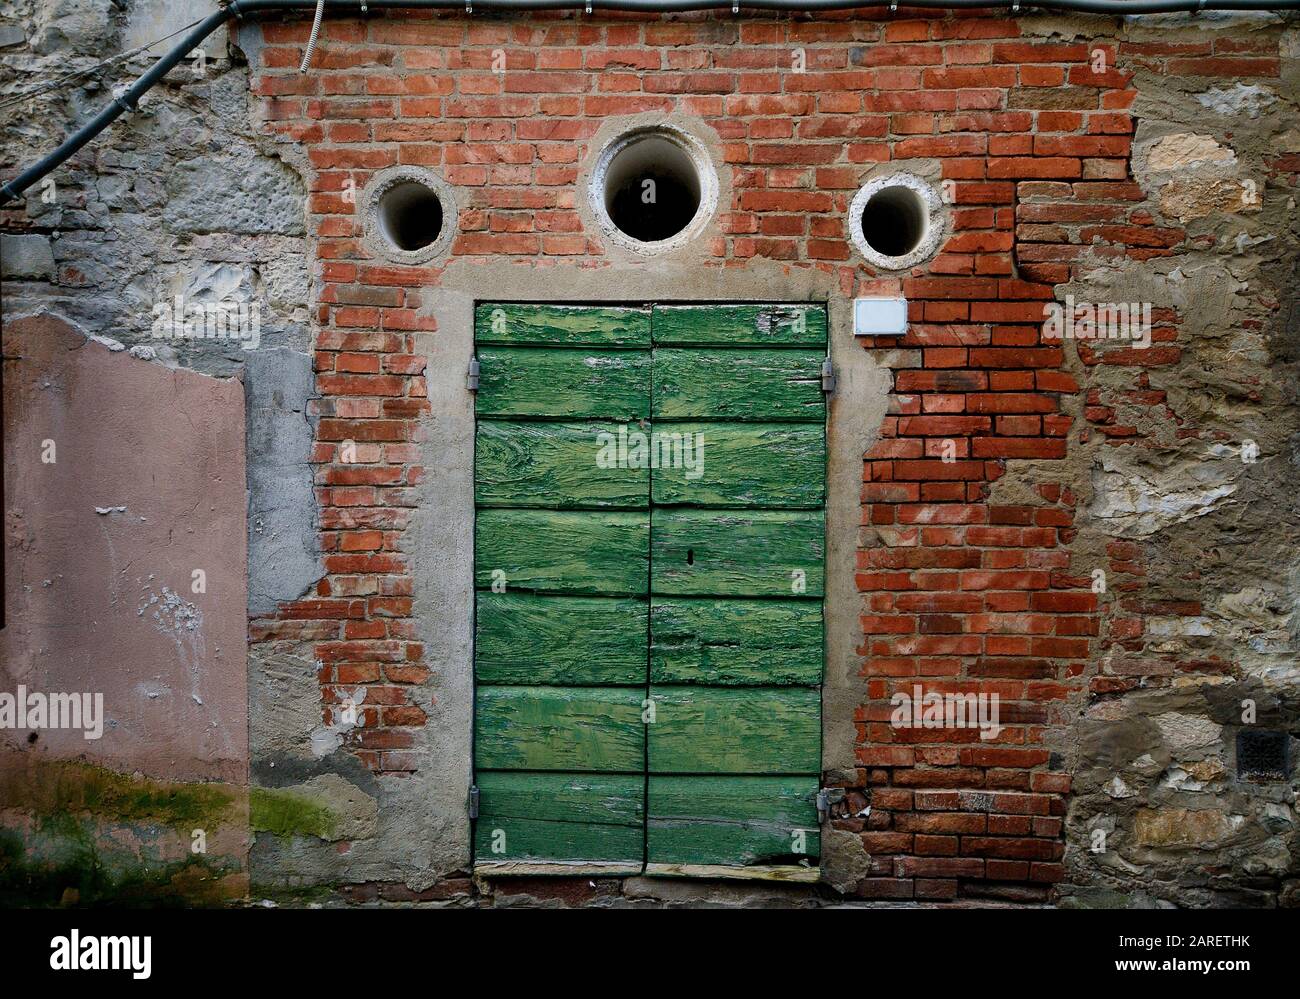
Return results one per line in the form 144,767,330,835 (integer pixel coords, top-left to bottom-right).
377,180,444,253
849,174,945,270
601,133,704,244
860,184,928,258
364,167,456,263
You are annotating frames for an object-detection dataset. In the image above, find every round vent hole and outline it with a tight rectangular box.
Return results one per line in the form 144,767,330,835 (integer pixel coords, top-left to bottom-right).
602,133,703,244
377,180,444,253
859,184,929,259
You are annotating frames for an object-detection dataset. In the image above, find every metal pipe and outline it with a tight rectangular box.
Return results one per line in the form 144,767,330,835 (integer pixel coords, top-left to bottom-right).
2,0,1298,205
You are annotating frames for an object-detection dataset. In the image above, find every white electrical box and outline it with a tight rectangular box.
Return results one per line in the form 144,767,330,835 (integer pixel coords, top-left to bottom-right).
854,297,908,336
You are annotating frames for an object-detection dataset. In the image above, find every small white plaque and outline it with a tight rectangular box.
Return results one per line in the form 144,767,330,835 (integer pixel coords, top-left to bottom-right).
854,297,908,336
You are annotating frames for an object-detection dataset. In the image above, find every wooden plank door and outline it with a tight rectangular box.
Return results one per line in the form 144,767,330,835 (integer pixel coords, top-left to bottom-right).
473,304,652,875
646,305,827,880
472,302,827,880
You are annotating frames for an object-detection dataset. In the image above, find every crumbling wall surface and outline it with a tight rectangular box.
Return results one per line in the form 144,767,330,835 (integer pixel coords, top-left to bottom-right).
1052,14,1300,909
237,7,1299,904
0,1,328,899
2,0,1299,908
0,0,323,634
0,0,323,669
0,0,312,375
0,313,250,904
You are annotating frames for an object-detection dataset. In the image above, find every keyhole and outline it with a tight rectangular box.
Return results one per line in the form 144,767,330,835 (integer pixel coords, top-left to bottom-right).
686,548,694,565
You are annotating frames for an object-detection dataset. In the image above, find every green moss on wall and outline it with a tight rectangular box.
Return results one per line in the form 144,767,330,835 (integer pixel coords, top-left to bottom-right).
0,758,239,834
0,755,247,906
249,786,338,840
0,822,242,908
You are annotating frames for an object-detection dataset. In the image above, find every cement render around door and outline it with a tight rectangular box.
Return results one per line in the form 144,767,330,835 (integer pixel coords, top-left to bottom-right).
416,261,892,879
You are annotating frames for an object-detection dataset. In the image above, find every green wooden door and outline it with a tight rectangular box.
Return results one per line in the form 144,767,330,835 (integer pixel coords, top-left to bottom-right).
474,303,826,879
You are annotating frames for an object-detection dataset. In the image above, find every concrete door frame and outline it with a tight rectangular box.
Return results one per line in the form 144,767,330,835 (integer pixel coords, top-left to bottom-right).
417,260,891,875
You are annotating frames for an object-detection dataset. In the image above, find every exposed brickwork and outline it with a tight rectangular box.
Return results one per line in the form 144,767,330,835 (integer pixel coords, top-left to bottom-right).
243,8,1286,900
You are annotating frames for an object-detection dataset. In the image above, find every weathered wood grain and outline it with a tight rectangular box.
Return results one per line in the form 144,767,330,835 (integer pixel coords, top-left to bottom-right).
476,592,648,685
652,348,825,421
647,775,820,867
473,821,643,867
477,861,644,876
476,304,651,347
650,421,824,508
647,686,821,774
476,420,650,509
474,772,644,866
471,302,831,873
476,686,646,771
476,347,651,420
652,304,828,346
475,772,645,825
642,862,819,882
476,509,649,595
651,509,825,597
650,598,823,685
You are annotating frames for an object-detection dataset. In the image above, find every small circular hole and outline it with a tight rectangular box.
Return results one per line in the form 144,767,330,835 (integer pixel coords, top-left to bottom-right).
860,185,928,259
602,133,703,244
377,180,444,253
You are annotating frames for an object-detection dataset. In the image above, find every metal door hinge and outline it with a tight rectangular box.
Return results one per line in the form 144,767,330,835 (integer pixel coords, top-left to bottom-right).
468,784,480,819
467,357,480,391
816,787,845,823
821,357,836,395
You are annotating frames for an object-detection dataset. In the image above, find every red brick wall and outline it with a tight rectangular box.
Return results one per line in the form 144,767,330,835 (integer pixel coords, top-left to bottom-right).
244,8,1284,900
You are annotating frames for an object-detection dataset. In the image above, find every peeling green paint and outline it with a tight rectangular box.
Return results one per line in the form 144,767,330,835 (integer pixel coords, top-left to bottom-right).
250,786,338,840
